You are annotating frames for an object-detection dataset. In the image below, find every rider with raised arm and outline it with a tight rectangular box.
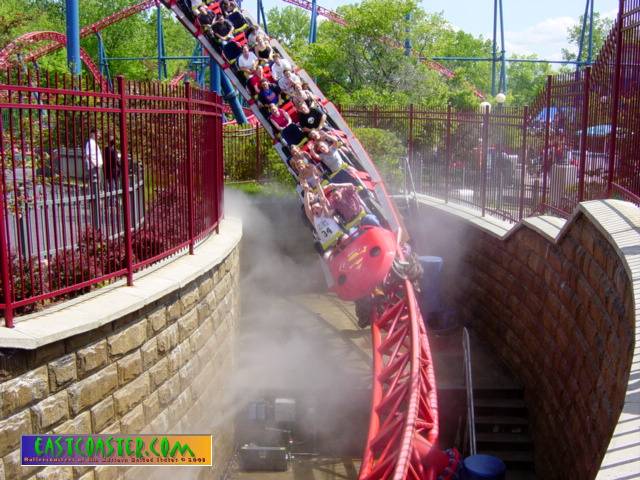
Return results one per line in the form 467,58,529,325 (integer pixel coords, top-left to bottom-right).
325,183,381,228
303,185,344,256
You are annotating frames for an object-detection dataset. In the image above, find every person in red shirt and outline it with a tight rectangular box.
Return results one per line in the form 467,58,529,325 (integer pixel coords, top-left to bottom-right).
247,67,265,96
268,103,291,132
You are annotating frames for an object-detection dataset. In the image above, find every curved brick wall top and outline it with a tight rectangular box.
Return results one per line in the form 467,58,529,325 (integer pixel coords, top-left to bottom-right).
411,197,639,480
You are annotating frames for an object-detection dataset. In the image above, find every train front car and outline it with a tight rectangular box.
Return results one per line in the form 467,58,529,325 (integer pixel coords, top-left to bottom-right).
328,225,397,301
161,0,460,478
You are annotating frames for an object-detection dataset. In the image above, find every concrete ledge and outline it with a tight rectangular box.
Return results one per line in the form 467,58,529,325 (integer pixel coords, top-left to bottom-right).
0,217,242,349
414,194,515,238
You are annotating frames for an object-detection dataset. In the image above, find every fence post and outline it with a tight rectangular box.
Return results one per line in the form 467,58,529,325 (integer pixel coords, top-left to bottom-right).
408,103,414,168
445,103,452,203
518,106,529,220
185,82,195,255
578,66,591,203
117,76,134,286
607,0,625,197
541,75,552,211
481,105,490,216
255,124,262,181
0,183,13,328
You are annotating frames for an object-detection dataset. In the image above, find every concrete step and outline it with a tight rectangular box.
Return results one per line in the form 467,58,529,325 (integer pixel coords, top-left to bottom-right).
474,387,525,399
475,415,528,427
474,398,526,409
476,432,532,445
506,470,537,480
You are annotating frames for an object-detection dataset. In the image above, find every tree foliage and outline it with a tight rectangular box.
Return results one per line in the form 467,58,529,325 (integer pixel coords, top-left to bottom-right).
506,55,552,107
0,1,193,80
266,6,310,52
562,12,614,63
266,0,491,109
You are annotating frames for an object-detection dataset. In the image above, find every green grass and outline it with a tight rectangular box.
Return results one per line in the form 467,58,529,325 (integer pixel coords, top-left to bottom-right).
227,181,294,197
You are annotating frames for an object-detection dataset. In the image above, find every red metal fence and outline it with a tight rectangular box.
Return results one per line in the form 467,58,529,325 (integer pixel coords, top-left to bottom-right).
0,69,223,327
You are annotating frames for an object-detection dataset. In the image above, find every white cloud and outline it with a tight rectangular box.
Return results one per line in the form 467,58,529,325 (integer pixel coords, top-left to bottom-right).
501,16,578,61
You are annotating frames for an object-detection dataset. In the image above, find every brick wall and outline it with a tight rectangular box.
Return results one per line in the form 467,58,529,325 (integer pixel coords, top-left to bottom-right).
0,246,240,480
410,204,635,480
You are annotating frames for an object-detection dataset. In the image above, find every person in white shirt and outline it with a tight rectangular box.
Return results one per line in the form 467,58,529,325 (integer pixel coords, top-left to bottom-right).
270,53,291,81
277,69,301,97
85,128,103,171
85,128,103,228
237,45,259,77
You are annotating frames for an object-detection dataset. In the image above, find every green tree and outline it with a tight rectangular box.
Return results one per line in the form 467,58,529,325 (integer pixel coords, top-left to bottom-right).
294,0,456,108
506,55,552,106
562,12,614,63
354,127,405,189
266,6,310,52
0,1,193,80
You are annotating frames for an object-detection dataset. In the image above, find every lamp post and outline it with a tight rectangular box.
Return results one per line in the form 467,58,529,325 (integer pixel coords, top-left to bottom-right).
494,93,507,210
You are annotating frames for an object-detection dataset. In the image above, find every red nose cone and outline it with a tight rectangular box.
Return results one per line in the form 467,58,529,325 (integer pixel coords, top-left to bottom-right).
329,226,397,301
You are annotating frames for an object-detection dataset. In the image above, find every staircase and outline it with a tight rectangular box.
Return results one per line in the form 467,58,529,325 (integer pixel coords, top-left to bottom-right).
473,387,536,479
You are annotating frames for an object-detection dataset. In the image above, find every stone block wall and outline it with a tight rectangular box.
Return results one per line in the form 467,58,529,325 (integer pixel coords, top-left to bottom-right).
410,203,636,480
0,246,240,480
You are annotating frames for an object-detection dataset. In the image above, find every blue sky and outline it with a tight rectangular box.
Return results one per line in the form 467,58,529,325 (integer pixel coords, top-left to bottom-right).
246,0,619,61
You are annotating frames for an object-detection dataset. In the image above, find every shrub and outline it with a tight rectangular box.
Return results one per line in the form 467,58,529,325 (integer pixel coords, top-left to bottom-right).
353,127,406,191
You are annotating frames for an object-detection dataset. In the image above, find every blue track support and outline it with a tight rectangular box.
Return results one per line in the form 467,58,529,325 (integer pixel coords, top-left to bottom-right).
65,0,81,75
96,32,113,90
257,0,269,35
157,6,168,80
499,0,506,94
404,13,412,56
576,0,591,65
308,0,318,43
210,56,221,94
587,0,594,64
221,74,247,124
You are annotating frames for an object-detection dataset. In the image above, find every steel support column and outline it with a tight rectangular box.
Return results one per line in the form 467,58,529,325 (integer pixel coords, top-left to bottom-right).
65,0,81,75
308,0,318,43
221,74,247,124
156,5,168,80
210,56,221,94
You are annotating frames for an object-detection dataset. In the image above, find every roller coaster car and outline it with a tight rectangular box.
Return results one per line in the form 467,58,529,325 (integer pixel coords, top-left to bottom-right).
328,225,397,301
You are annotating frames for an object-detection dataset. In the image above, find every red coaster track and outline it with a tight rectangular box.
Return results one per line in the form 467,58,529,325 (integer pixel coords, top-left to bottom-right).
0,31,104,88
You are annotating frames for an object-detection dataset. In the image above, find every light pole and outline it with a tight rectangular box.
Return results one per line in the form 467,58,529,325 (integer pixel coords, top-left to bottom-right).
495,93,506,209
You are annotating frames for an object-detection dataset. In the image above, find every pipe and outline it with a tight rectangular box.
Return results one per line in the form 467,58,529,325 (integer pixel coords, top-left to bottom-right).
210,56,221,94
221,74,247,124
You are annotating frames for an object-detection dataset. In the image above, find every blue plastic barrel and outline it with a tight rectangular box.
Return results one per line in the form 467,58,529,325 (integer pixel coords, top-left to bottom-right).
461,454,506,480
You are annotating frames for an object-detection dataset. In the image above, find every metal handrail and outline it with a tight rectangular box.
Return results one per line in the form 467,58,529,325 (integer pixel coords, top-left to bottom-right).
403,156,419,211
463,327,477,456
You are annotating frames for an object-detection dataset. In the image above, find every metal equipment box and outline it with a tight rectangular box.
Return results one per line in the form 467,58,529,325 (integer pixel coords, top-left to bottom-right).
239,445,288,471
